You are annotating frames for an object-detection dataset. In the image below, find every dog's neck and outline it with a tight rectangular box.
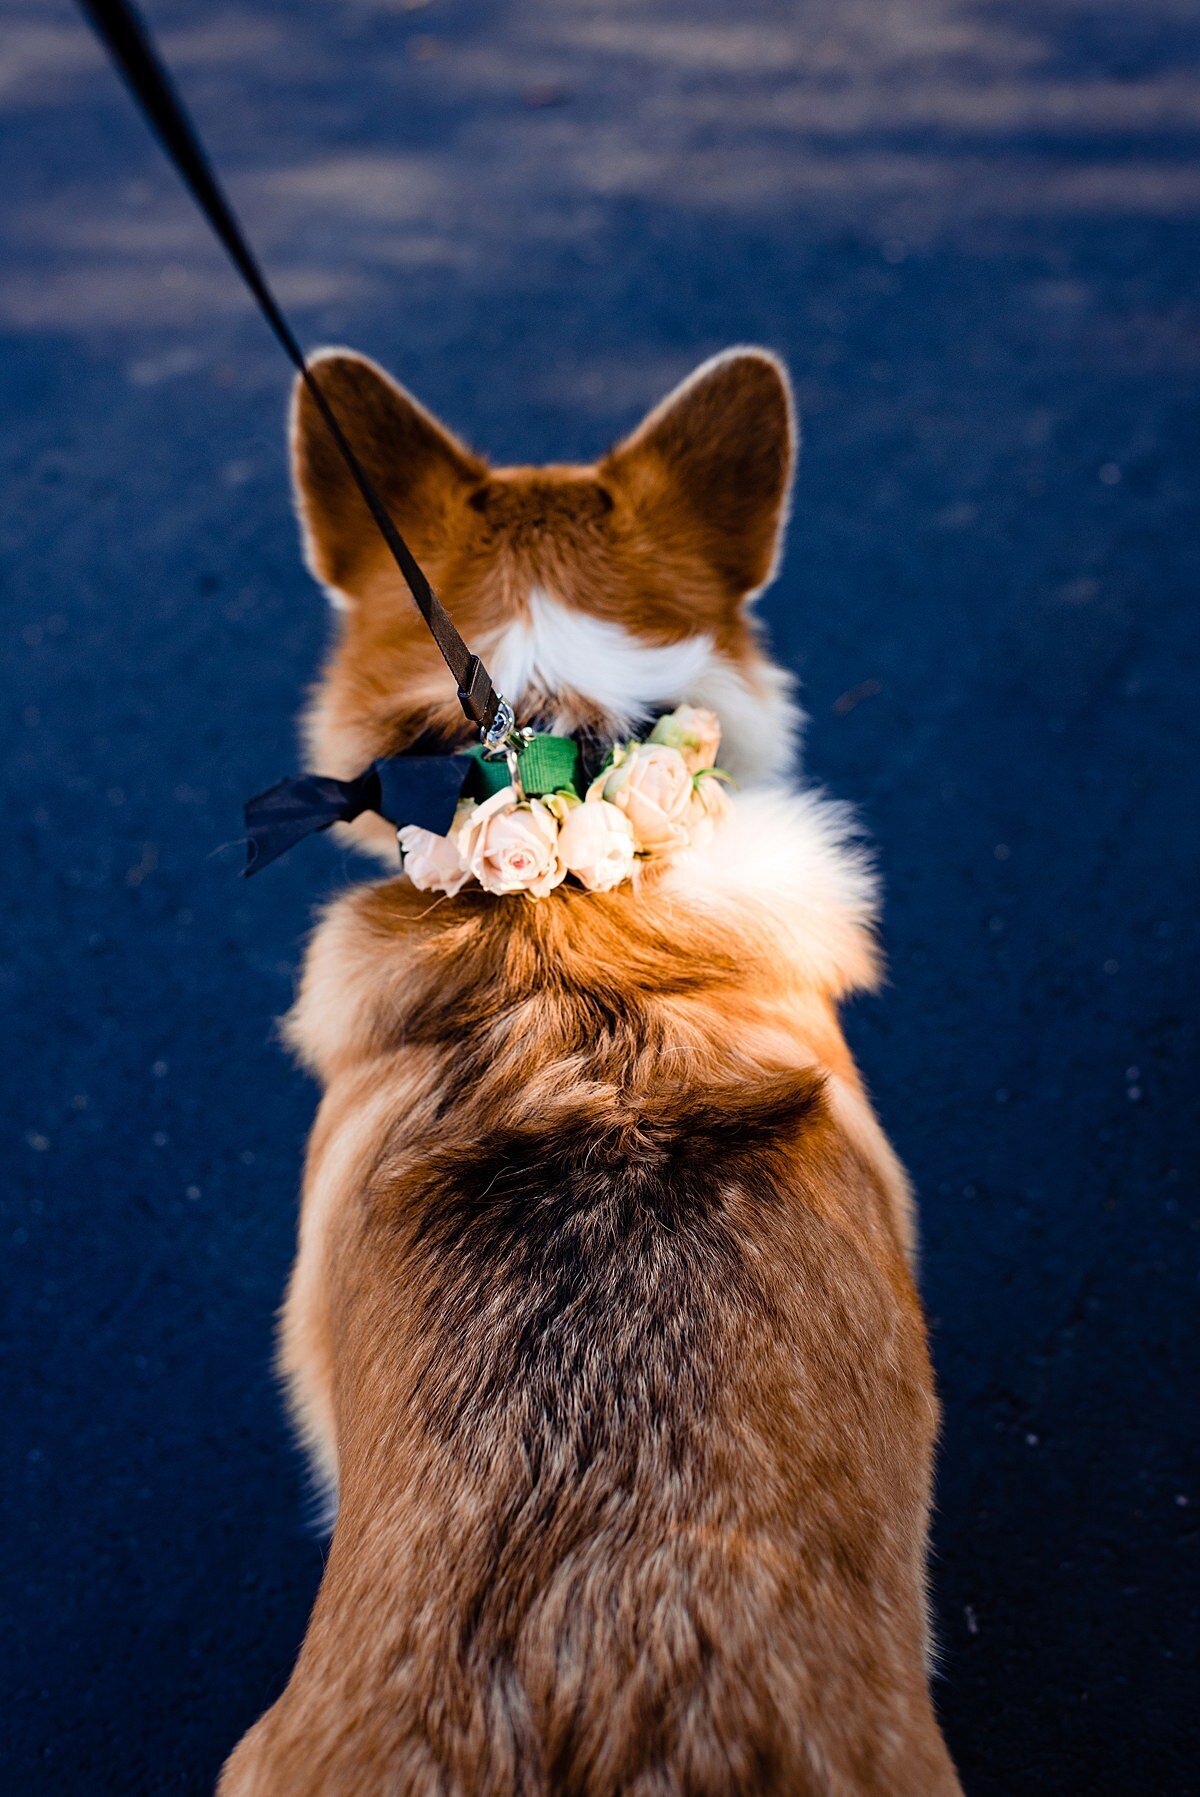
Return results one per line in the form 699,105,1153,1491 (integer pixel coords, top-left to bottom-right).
481,588,805,788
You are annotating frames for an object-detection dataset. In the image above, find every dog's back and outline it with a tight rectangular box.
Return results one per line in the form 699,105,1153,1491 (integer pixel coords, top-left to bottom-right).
220,350,961,1795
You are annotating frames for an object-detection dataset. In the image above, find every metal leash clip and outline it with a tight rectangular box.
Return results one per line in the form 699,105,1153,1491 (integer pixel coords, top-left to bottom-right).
480,696,533,800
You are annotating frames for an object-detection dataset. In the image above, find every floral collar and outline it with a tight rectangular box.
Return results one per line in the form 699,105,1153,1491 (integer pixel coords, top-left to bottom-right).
243,706,730,894
402,706,731,897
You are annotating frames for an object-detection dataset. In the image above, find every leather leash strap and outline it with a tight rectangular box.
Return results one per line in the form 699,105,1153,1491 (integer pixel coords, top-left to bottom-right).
76,0,505,735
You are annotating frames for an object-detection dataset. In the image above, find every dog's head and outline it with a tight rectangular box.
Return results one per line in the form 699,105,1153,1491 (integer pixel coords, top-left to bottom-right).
292,347,800,797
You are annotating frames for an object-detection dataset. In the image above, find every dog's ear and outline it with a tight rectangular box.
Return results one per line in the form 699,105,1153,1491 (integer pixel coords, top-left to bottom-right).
291,350,486,597
601,348,796,601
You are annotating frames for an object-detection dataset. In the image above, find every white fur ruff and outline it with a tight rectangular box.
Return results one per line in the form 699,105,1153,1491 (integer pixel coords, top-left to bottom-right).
484,588,803,785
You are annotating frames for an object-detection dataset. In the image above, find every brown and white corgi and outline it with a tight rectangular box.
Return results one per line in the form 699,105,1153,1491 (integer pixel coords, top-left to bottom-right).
220,347,963,1796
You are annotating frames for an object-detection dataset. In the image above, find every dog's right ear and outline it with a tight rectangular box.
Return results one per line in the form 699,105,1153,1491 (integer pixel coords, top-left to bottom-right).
601,348,796,605
291,350,486,600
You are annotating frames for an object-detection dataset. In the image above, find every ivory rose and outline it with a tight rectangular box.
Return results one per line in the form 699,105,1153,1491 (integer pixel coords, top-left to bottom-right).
686,771,734,847
592,742,693,853
398,801,473,895
456,787,565,898
648,704,722,773
557,799,637,892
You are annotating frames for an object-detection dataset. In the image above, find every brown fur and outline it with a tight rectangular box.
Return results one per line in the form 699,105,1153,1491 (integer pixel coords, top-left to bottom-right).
219,350,962,1795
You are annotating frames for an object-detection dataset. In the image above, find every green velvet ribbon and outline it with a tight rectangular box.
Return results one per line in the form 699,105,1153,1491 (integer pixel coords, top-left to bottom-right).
463,734,583,803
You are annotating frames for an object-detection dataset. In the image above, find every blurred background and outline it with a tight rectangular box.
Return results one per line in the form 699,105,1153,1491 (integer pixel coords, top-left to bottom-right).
2,0,1197,1790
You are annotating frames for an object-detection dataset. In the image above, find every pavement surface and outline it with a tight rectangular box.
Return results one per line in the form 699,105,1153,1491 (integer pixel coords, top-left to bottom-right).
2,1,1197,1791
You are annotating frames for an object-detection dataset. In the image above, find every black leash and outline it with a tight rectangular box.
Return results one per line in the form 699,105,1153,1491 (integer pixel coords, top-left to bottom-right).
76,0,511,741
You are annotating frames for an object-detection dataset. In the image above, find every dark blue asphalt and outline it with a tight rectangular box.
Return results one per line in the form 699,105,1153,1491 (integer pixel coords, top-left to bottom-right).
2,1,1197,1791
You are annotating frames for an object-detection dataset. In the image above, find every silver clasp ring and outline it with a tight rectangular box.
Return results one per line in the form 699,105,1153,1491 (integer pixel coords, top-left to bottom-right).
480,695,532,802
482,695,518,752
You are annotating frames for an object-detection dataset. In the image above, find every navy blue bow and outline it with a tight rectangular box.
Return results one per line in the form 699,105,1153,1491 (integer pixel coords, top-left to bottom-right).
243,754,473,875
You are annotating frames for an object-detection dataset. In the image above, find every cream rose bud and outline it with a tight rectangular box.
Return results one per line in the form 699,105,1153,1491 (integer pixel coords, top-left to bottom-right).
457,787,566,898
558,799,637,892
398,807,472,895
687,771,734,847
648,704,722,773
596,742,694,853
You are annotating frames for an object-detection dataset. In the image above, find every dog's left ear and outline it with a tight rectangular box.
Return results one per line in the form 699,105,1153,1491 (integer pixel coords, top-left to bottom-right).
291,349,486,601
601,348,796,601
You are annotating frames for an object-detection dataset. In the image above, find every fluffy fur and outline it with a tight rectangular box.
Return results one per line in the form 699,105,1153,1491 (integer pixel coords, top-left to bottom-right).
219,348,961,1795
482,587,801,784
